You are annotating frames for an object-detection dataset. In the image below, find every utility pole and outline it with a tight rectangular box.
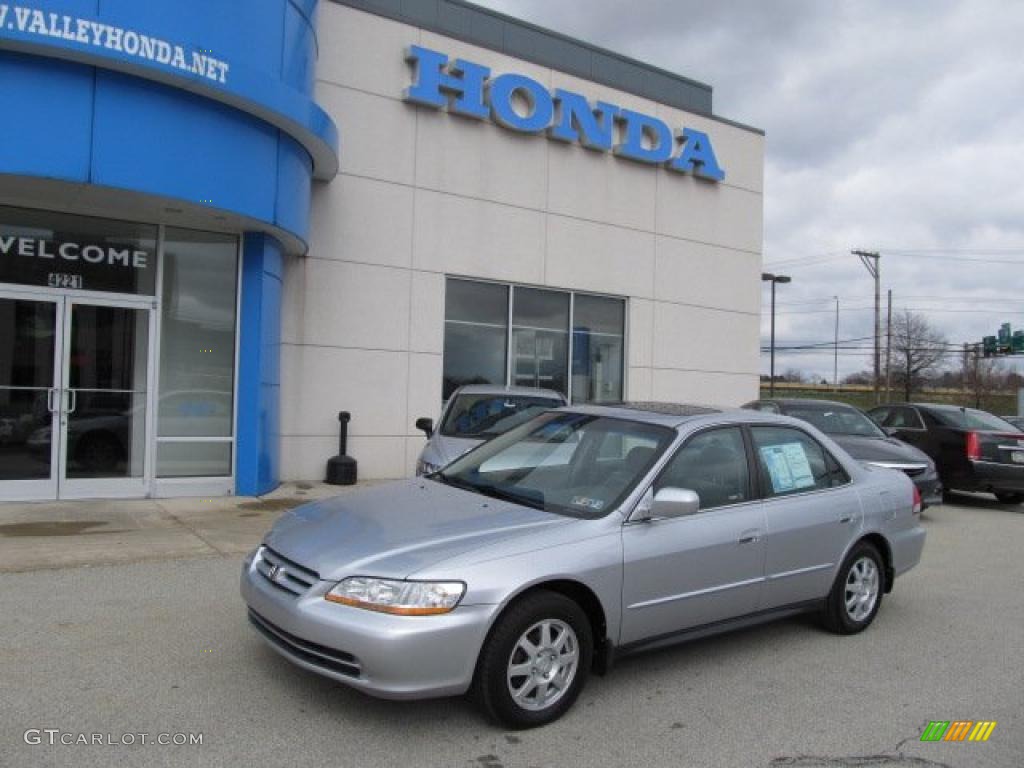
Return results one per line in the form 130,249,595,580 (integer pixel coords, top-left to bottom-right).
762,273,791,397
963,342,969,395
853,250,881,403
833,296,840,391
884,289,892,402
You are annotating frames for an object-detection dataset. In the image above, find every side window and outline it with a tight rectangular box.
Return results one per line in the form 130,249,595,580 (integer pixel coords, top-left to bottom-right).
655,427,750,511
889,407,924,430
750,426,849,498
869,407,890,426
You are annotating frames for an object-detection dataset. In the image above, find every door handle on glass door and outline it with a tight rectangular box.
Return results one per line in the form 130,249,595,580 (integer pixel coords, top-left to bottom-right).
47,388,59,412
65,389,77,414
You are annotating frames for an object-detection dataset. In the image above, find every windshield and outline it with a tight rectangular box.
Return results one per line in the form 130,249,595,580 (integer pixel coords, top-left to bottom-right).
929,407,1021,432
434,412,675,518
440,393,565,438
785,405,885,438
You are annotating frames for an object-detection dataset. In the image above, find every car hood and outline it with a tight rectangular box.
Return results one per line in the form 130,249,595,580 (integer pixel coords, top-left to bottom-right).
433,434,483,465
830,434,931,465
263,479,573,581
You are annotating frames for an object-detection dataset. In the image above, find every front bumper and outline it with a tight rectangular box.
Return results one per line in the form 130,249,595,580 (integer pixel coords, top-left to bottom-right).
240,549,496,700
911,471,943,508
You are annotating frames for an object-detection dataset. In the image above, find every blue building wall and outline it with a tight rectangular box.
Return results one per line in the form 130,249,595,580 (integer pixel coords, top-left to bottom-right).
0,0,339,496
237,234,283,496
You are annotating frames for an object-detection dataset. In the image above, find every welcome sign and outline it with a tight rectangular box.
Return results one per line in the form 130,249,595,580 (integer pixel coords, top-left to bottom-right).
404,45,725,181
0,219,157,296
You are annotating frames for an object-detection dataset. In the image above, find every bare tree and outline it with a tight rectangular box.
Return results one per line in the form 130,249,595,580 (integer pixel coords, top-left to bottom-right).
965,353,1004,409
889,310,948,400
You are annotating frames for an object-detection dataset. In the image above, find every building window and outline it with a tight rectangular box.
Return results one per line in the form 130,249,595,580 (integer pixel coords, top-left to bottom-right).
572,294,625,403
156,228,239,478
443,278,625,403
511,287,569,394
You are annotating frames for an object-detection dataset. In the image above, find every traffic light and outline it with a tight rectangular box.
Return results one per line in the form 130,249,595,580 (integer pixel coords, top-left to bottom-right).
998,323,1012,353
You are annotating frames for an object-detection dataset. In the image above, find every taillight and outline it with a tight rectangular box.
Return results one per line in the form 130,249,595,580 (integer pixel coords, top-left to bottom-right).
912,485,922,516
966,431,982,461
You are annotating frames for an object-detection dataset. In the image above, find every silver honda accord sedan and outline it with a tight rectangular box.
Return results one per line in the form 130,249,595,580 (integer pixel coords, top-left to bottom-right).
241,402,925,728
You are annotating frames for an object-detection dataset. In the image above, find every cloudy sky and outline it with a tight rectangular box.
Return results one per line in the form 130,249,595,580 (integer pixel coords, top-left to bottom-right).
473,0,1024,382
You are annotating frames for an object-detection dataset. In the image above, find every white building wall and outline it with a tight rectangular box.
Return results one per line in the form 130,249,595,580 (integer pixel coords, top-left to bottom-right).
281,4,765,481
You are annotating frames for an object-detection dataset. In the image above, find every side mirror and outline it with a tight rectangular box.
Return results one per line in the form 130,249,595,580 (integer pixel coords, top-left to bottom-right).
650,487,700,519
415,417,434,438
883,426,899,437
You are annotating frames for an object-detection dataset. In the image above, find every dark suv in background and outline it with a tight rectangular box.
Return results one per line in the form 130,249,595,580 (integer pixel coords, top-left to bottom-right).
745,399,942,507
868,403,1024,504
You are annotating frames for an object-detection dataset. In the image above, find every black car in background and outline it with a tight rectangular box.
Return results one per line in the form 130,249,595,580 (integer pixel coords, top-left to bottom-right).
868,403,1024,504
1003,416,1024,431
745,398,942,506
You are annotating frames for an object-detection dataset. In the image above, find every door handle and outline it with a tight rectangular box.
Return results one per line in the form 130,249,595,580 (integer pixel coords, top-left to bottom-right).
737,532,760,545
47,388,59,413
65,389,77,415
839,515,853,524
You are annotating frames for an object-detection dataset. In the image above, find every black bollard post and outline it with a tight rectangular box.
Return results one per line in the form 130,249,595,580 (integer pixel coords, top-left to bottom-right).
325,411,358,485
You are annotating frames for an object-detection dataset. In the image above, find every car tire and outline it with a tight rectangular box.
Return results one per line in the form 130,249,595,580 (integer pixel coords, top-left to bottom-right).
994,492,1024,504
473,590,592,729
822,541,885,635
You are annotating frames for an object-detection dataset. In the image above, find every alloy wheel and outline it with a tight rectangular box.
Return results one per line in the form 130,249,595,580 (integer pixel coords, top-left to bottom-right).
844,556,879,622
506,618,579,712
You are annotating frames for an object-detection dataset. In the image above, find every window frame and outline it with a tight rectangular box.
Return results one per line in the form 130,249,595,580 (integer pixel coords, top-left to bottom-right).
442,276,627,405
747,423,852,501
651,425,759,514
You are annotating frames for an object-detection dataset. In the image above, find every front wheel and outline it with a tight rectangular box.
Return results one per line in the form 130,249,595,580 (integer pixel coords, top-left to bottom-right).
994,492,1024,504
472,591,592,729
822,542,885,635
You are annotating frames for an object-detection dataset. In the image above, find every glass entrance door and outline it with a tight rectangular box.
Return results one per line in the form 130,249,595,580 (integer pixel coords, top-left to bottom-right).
58,300,153,499
0,293,62,500
0,290,154,500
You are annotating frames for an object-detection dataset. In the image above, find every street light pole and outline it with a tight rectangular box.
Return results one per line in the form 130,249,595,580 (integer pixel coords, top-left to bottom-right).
833,296,840,391
762,273,791,397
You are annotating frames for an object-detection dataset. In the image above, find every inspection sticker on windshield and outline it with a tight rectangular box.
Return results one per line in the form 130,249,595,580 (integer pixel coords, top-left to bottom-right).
570,496,605,511
759,443,815,493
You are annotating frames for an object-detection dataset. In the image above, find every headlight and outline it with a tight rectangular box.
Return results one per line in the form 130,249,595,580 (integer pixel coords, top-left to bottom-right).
416,458,442,476
325,577,465,615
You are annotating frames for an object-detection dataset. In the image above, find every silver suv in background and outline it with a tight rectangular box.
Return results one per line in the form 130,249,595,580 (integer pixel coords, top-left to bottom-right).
414,385,566,476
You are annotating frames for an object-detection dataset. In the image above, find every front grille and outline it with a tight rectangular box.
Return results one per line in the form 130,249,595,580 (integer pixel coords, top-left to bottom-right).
248,609,362,679
255,546,319,596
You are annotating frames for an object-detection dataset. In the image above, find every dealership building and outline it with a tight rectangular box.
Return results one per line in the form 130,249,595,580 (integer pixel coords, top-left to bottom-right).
0,0,763,501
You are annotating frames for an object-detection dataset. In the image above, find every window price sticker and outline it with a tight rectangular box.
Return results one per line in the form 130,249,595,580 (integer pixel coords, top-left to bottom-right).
759,442,815,493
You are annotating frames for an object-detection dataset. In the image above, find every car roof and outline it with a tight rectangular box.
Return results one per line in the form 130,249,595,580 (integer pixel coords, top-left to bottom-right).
756,398,859,410
563,401,736,428
451,385,565,400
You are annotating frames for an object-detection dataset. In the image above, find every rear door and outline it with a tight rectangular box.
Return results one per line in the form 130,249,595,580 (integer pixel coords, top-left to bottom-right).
750,425,862,608
620,426,765,645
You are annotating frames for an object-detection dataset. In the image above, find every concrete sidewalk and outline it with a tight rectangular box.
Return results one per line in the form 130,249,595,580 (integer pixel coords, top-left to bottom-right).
0,482,377,573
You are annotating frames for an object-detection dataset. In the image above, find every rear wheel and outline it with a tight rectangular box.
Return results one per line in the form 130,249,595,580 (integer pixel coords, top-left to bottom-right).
473,591,592,729
994,492,1024,504
822,542,885,635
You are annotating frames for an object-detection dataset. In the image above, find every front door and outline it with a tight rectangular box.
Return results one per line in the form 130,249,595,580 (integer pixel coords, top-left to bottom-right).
0,289,154,500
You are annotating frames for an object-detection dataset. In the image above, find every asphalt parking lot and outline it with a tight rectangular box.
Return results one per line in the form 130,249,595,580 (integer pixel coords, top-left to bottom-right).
2,494,1021,768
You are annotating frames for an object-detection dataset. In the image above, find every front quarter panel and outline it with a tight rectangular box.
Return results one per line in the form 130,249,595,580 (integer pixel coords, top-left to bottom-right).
410,518,624,646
